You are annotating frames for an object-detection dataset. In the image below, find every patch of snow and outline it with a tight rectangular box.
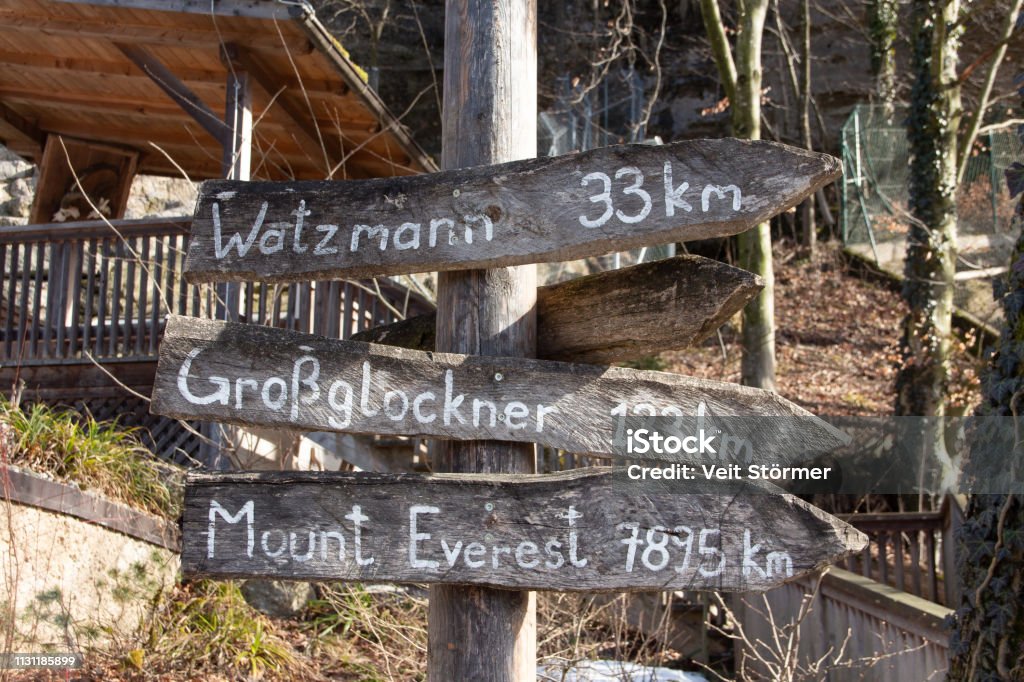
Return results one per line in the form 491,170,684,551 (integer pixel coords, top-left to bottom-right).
537,659,709,682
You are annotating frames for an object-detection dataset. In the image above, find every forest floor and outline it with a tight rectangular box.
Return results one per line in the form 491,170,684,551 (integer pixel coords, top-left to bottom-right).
662,241,986,417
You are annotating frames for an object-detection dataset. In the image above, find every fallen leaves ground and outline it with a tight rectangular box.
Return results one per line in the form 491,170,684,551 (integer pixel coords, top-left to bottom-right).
663,243,985,417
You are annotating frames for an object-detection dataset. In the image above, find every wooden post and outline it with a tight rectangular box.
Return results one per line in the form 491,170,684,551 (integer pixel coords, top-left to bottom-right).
205,63,252,469
219,63,252,324
429,1,537,680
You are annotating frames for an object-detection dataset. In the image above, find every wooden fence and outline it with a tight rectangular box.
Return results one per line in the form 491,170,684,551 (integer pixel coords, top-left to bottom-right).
0,217,432,367
838,497,963,607
735,567,952,681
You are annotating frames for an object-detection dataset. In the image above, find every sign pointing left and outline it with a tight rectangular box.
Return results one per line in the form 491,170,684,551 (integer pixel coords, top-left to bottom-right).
152,315,846,462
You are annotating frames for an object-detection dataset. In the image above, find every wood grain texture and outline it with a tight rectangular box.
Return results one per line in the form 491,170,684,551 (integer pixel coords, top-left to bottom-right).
181,467,867,591
151,315,846,461
353,255,764,364
4,466,180,551
432,1,538,677
183,139,841,283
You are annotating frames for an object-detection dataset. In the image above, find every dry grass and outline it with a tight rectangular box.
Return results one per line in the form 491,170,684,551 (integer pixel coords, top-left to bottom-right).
0,397,183,519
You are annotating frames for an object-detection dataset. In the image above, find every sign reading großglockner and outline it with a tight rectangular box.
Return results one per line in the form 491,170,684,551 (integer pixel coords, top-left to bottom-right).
152,316,846,462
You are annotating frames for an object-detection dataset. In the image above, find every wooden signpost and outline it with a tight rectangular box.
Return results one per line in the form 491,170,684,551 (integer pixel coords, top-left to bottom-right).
153,315,847,462
352,254,764,364
183,468,866,592
148,2,862,678
183,138,840,283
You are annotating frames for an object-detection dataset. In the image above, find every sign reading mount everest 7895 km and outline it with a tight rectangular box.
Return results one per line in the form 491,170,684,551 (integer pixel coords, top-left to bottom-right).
184,139,841,283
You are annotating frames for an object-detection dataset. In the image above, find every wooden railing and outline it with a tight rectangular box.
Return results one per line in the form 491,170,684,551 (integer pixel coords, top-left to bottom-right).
735,567,952,681
839,496,963,607
0,217,432,366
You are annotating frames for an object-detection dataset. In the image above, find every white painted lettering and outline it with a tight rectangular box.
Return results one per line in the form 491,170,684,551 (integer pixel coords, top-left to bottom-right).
394,222,421,250
701,184,742,212
504,401,529,429
409,505,439,569
515,541,540,569
413,391,437,424
314,224,339,255
207,499,254,559
443,370,465,425
663,161,692,216
351,224,389,251
212,201,265,259
327,380,354,428
291,200,311,253
345,505,374,566
178,348,230,406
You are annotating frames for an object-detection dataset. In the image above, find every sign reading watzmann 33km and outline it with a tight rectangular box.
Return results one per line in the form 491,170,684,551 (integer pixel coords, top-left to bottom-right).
184,139,841,283
153,316,846,461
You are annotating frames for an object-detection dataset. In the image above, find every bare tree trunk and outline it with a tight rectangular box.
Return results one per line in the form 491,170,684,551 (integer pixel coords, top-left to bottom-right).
896,0,961,499
701,0,775,391
800,0,815,255
896,0,960,419
955,0,1023,184
868,0,898,120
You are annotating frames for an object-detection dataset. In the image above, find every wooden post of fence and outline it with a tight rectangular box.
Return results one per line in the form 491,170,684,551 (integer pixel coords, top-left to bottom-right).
203,59,253,469
428,0,538,679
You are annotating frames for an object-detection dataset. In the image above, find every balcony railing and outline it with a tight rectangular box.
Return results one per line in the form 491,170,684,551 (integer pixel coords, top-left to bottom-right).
0,217,433,367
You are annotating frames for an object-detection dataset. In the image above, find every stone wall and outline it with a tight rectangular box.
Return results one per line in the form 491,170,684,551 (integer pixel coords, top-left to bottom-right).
0,145,36,226
1,500,179,650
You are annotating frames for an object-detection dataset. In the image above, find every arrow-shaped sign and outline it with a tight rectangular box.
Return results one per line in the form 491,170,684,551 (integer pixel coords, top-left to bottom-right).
152,315,846,462
184,139,840,283
182,467,867,592
352,254,763,364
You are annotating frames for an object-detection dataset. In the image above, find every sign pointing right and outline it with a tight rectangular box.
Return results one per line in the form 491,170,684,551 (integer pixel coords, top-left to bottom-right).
152,316,847,464
182,468,867,592
184,139,841,283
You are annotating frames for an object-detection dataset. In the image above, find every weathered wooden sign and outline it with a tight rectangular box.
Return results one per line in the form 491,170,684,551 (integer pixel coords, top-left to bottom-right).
152,315,846,461
352,255,763,364
183,139,841,283
182,467,866,591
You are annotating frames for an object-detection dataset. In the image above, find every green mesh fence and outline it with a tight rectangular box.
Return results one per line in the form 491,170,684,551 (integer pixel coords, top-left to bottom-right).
840,103,1023,327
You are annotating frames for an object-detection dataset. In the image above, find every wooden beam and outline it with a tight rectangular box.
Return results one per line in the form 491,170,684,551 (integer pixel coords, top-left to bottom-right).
53,0,306,21
55,0,303,19
0,100,43,152
429,0,536,676
352,255,763,364
29,135,138,225
115,43,229,145
221,68,253,181
295,8,437,174
181,467,867,592
0,86,204,119
0,216,190,244
3,467,180,551
0,50,340,92
0,12,313,51
226,45,329,174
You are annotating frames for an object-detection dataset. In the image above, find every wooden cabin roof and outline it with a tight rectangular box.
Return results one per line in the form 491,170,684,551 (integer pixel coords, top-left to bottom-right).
0,0,437,180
